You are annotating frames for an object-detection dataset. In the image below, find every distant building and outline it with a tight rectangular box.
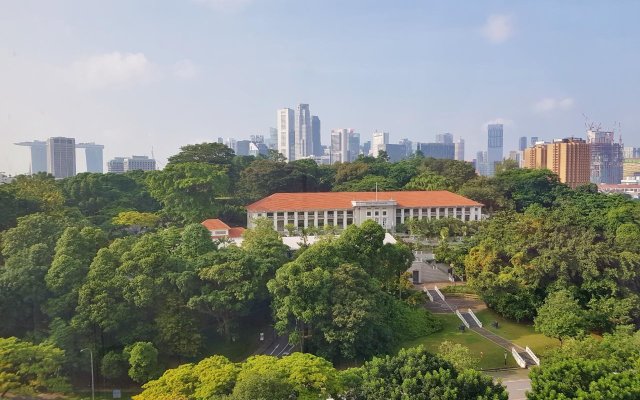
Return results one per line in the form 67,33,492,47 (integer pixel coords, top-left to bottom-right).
277,108,296,161
47,137,76,179
348,132,360,161
107,157,126,173
108,155,156,173
486,124,503,177
587,130,623,184
330,128,355,164
519,136,528,152
623,147,640,159
268,128,278,150
14,140,47,173
236,140,252,156
454,139,465,161
295,104,312,159
598,183,640,199
362,141,371,156
311,116,323,156
476,151,488,176
246,190,484,233
201,218,245,243
523,138,591,188
249,142,269,157
0,173,15,185
436,133,454,144
399,138,413,158
508,150,521,166
530,137,540,146
418,143,455,160
370,131,389,157
76,142,104,173
623,158,640,178
381,144,407,162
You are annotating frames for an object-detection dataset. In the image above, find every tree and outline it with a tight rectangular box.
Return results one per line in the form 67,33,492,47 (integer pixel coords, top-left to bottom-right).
534,290,587,345
112,211,160,234
437,341,479,370
333,175,398,192
167,142,235,166
146,162,230,223
404,171,454,191
342,346,507,400
494,168,566,211
126,342,160,383
0,337,69,398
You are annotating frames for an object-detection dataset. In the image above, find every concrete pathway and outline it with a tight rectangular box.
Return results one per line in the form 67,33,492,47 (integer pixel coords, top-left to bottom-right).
488,369,532,400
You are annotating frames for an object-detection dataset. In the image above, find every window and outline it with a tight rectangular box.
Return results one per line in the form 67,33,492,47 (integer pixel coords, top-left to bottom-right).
382,211,387,216
374,211,379,216
367,211,371,216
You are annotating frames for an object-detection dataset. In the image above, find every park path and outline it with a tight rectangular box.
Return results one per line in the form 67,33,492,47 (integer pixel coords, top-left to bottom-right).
421,284,538,369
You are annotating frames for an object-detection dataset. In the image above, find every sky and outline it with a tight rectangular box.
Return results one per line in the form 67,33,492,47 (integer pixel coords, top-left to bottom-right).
1,0,639,175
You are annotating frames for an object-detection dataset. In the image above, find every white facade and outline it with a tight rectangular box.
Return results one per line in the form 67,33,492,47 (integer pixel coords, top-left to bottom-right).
330,128,352,164
248,199,483,233
277,108,295,161
370,131,390,156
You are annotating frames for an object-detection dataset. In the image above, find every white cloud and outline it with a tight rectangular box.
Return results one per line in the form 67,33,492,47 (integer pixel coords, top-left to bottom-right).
533,97,574,113
70,52,157,89
482,14,514,44
172,59,199,80
192,0,253,12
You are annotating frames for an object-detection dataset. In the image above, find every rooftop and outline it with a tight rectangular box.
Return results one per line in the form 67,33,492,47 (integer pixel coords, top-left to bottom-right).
246,191,483,212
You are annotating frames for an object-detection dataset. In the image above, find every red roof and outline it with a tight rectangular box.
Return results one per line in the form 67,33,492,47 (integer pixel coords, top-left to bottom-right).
228,227,246,238
201,219,230,230
246,191,483,212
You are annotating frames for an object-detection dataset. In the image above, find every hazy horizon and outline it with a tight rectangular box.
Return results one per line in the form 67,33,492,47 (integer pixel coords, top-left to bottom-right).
2,0,639,175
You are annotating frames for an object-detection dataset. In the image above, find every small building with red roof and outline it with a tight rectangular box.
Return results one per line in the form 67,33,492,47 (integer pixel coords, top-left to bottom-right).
201,219,245,240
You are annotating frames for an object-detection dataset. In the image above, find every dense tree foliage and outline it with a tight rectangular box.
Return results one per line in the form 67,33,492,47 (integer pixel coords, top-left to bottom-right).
527,330,640,399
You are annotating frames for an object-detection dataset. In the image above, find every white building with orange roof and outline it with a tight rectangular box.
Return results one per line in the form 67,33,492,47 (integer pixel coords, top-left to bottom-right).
201,219,245,242
246,191,483,233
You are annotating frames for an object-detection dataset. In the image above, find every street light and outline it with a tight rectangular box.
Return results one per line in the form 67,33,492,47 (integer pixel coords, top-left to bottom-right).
81,348,95,400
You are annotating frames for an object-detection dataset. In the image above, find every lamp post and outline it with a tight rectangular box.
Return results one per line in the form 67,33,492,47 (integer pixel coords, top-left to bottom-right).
81,348,95,400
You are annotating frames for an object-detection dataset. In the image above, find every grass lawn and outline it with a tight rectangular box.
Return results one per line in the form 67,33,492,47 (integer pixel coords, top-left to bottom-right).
475,309,560,357
401,313,518,369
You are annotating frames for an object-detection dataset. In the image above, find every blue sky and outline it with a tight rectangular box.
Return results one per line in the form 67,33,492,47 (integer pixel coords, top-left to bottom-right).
1,0,639,174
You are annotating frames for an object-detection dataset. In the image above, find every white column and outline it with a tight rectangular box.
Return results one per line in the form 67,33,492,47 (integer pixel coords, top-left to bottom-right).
314,211,319,227
273,214,278,230
304,211,309,228
418,208,423,220
400,209,405,224
324,211,328,226
294,211,298,228
343,210,348,229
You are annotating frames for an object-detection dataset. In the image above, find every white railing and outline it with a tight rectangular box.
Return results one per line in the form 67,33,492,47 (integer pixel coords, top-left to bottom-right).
512,347,527,368
456,309,469,328
434,286,445,301
467,308,483,327
423,288,434,302
526,346,540,366
448,274,455,282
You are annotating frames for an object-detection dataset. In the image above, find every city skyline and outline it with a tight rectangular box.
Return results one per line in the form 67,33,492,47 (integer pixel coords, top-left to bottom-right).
2,1,640,174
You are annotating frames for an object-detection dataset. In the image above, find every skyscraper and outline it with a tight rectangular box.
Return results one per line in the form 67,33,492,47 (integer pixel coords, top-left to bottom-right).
418,143,455,159
295,104,312,159
486,124,504,177
370,131,389,157
268,128,278,150
454,139,465,161
519,136,528,152
348,132,360,161
76,142,104,173
587,130,623,184
277,108,295,161
14,140,47,173
108,155,156,173
311,116,322,156
399,138,413,158
47,137,76,178
436,133,454,144
476,151,488,176
330,128,350,164
523,138,591,188
530,136,540,146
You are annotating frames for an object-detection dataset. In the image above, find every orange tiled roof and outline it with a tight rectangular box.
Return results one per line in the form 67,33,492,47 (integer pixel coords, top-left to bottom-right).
228,227,246,238
201,219,230,230
246,191,483,212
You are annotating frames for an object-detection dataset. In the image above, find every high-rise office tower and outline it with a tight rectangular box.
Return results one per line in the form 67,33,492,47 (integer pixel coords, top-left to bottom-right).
277,108,295,161
124,156,156,172
268,128,278,150
370,131,389,157
236,140,252,156
362,141,371,156
436,133,454,144
587,130,623,184
47,137,76,178
399,138,413,158
330,128,349,164
486,124,504,177
107,157,126,173
348,132,360,161
295,104,312,159
311,116,322,156
418,143,455,159
530,136,540,146
476,151,488,176
523,138,591,188
519,136,528,152
14,140,47,173
454,139,465,161
623,147,640,159
76,142,104,173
